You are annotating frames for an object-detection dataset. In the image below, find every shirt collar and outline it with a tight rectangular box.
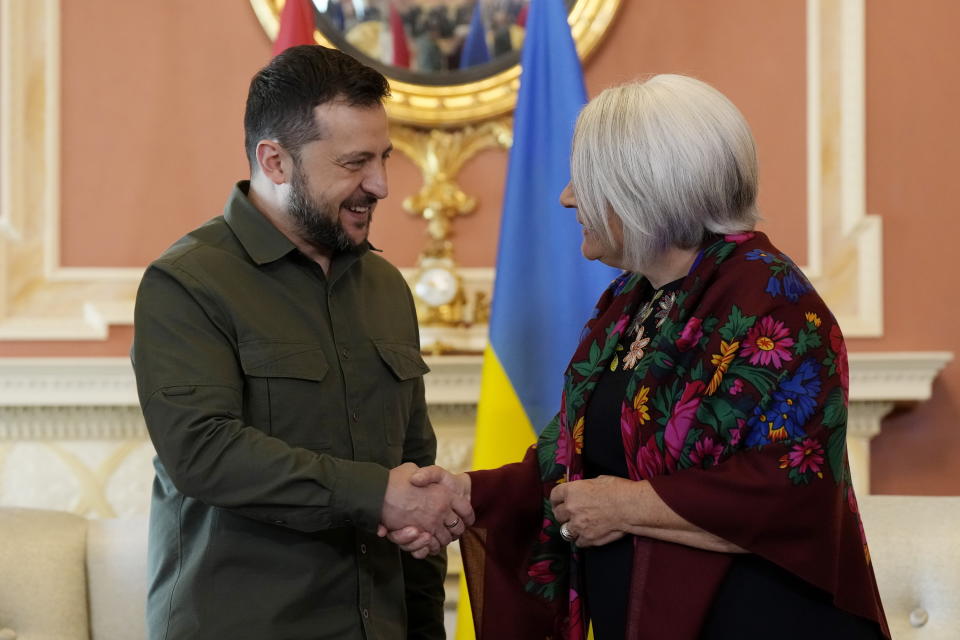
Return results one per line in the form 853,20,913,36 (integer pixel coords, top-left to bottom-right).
224,180,379,267
223,181,297,265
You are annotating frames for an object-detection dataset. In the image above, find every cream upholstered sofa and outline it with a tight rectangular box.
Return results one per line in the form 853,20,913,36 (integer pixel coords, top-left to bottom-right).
859,496,960,639
0,508,148,640
0,496,958,639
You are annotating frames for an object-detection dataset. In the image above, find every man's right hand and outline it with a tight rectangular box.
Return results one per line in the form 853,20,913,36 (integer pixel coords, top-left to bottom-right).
380,463,474,558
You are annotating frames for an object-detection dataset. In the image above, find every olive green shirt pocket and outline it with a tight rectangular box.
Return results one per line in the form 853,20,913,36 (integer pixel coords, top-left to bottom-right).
373,340,430,446
238,341,332,450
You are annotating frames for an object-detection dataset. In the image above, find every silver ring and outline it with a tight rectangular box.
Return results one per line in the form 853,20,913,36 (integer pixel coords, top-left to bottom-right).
444,518,460,528
560,523,576,542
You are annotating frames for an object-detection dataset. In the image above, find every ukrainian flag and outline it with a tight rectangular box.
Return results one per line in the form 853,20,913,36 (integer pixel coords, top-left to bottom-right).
457,0,618,636
459,1,491,69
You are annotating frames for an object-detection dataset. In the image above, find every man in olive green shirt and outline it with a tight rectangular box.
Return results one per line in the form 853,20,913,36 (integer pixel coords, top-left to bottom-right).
133,46,471,640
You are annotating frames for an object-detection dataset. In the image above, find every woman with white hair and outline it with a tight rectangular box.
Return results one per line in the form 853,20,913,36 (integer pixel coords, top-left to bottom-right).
394,75,890,639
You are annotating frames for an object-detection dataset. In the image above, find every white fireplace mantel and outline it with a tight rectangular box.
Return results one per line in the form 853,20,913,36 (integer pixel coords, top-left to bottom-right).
0,351,952,512
0,352,951,410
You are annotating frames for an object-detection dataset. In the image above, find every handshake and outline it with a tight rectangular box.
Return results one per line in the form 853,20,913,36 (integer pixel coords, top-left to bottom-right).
378,462,474,559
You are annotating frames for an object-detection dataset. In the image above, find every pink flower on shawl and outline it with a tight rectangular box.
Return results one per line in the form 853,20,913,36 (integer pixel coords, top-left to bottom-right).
689,436,724,466
527,559,556,584
664,380,706,464
637,438,665,479
611,313,630,337
830,324,849,392
729,378,745,395
555,411,572,467
740,315,795,368
729,418,745,447
675,317,704,352
568,589,585,640
724,232,756,244
538,517,552,543
778,438,825,476
623,397,667,480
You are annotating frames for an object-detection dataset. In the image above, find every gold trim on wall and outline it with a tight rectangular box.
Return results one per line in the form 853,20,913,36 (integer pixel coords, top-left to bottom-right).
250,0,622,126
0,0,882,341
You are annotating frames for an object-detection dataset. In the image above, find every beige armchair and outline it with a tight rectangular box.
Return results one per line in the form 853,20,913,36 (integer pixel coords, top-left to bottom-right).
0,509,147,640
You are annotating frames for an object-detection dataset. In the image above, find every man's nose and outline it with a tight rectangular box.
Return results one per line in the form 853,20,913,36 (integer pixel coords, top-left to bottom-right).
363,164,388,200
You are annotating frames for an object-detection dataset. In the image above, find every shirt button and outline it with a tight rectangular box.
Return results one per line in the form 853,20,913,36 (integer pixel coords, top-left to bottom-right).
352,409,360,422
362,608,369,619
341,347,350,359
360,543,367,554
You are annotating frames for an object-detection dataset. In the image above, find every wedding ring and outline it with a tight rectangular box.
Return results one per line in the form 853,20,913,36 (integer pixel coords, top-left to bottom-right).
444,518,460,528
560,523,576,542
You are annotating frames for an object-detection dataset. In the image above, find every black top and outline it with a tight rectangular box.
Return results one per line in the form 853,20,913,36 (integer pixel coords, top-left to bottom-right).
582,277,683,640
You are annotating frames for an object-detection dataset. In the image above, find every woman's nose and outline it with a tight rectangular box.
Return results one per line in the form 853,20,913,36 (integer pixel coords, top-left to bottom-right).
559,182,577,208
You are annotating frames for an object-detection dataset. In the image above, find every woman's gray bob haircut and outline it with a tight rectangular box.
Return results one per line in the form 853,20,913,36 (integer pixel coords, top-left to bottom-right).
571,74,759,272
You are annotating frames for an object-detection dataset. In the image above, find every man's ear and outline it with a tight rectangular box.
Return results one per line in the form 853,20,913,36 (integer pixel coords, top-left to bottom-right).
256,139,290,185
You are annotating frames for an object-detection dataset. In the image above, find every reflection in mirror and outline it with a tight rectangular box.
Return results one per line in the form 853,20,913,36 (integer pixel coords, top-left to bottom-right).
312,0,572,84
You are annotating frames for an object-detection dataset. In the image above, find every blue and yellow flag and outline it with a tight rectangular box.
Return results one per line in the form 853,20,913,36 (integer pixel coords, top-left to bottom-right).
473,0,618,478
459,1,491,68
457,0,618,636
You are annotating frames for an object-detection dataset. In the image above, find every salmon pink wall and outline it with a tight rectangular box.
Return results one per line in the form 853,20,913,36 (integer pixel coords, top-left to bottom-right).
856,0,960,493
59,0,265,267
5,1,958,493
58,0,806,270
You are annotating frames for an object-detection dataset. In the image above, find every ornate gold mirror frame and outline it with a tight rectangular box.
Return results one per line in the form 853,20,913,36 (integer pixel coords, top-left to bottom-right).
0,0,882,342
250,0,620,127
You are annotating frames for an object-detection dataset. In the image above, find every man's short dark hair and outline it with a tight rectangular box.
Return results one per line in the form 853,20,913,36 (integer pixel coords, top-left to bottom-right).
243,45,390,171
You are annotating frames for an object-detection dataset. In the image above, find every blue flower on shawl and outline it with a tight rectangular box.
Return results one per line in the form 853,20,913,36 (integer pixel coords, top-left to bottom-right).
755,252,814,303
765,276,783,298
746,249,777,264
745,358,822,446
611,271,632,297
781,268,813,302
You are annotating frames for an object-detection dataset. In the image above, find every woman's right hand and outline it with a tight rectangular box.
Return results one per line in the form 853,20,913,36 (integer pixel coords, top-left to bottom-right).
378,466,473,559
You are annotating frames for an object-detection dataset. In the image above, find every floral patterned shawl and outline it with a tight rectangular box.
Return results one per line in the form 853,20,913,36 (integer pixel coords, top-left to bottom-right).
460,232,889,639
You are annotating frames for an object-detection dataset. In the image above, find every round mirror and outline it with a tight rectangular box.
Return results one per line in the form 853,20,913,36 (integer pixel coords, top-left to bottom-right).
251,0,621,126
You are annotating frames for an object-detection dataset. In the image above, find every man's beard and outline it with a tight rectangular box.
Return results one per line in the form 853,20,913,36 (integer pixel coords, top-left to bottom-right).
287,164,374,254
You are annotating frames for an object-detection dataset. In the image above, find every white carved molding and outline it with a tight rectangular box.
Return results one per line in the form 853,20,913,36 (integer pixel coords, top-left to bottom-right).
843,351,952,494
0,406,145,440
848,352,953,401
0,355,486,409
3,353,950,409
0,352,951,485
847,401,894,495
804,0,883,336
0,0,881,340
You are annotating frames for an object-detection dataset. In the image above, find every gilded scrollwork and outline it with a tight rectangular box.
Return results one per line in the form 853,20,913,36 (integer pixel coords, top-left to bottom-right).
391,118,512,257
